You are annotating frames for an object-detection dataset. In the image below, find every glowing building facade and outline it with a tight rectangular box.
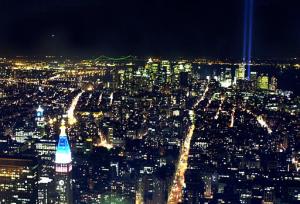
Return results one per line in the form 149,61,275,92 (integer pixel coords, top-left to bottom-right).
36,105,45,128
236,63,246,80
269,76,277,91
55,120,73,204
36,105,46,139
257,75,269,90
220,68,232,88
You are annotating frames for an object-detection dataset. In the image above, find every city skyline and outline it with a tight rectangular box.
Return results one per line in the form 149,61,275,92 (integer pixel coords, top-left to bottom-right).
0,1,299,204
0,56,299,203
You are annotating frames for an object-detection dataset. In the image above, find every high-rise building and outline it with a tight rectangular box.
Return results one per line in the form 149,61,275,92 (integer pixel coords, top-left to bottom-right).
250,71,257,81
36,139,56,203
14,127,35,143
36,105,46,139
236,63,245,80
220,68,232,88
203,175,213,199
269,76,277,91
0,156,39,203
108,127,114,144
257,75,269,90
160,60,171,84
55,120,73,204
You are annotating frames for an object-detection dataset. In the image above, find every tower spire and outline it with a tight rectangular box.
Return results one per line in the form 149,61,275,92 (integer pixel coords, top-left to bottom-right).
55,119,73,203
55,119,72,168
59,119,67,137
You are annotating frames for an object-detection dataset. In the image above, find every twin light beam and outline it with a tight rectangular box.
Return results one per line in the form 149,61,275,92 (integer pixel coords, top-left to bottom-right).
243,0,254,80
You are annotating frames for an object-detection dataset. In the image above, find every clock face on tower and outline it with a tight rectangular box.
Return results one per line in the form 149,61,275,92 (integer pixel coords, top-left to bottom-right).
59,180,64,186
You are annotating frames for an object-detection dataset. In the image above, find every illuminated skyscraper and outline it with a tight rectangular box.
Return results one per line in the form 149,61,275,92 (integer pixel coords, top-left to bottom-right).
235,63,245,80
257,75,269,90
269,76,277,91
220,68,232,88
36,105,46,139
36,139,56,203
55,120,73,204
160,60,171,84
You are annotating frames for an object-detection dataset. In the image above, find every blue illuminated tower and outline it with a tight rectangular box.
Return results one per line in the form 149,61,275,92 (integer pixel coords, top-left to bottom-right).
55,120,73,204
36,105,46,139
36,105,45,128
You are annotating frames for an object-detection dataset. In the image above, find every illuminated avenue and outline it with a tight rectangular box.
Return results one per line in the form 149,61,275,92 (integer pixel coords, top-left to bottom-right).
168,83,210,204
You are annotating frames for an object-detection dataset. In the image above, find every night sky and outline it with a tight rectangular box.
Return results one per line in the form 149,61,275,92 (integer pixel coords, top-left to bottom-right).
0,0,299,58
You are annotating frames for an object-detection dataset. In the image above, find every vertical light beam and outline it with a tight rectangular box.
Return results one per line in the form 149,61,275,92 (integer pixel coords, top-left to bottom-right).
242,0,254,80
247,0,254,80
242,0,249,62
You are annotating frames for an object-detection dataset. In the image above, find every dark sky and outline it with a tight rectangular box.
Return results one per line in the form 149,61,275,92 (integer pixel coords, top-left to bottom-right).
0,0,299,58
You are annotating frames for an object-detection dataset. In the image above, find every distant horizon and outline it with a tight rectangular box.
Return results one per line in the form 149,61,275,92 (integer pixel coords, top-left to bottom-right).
2,55,300,61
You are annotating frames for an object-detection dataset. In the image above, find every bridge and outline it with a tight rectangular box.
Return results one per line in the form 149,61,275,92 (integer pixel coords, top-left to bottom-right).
94,55,137,63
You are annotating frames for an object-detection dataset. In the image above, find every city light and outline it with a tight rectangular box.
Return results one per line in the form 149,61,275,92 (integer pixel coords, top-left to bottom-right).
0,0,299,203
67,91,84,125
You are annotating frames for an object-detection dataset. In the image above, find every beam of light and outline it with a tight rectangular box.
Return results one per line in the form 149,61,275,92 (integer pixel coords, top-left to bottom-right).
247,0,254,80
242,0,249,62
242,0,254,80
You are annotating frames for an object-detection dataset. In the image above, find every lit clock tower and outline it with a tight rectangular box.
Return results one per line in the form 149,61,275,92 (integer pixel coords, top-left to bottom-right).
55,120,73,204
